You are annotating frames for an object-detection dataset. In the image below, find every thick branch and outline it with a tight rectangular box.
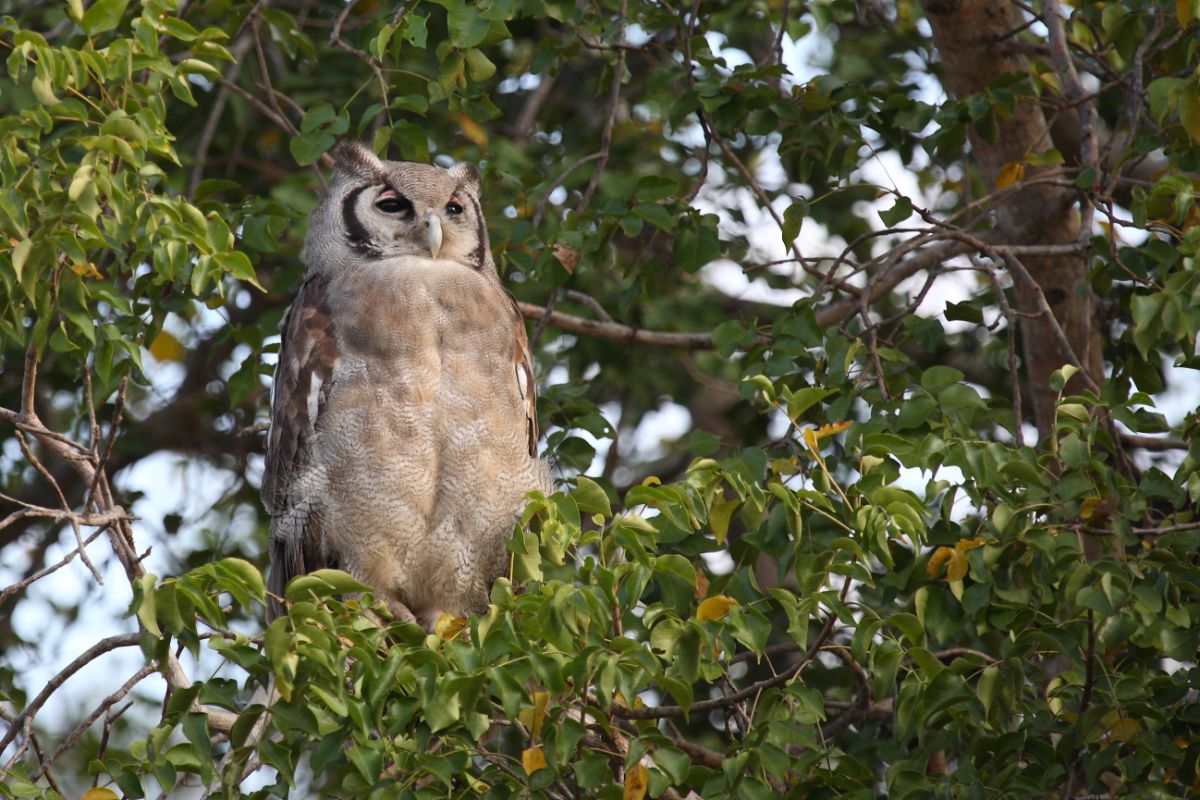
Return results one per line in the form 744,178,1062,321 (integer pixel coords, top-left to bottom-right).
518,302,769,350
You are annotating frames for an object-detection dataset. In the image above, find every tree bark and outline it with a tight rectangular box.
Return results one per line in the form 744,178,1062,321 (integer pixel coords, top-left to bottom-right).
922,0,1104,437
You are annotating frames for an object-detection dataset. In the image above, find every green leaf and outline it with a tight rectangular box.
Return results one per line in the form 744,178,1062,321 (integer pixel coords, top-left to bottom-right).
782,200,807,246
711,320,754,357
290,130,335,166
10,238,32,281
137,573,160,637
100,111,148,148
213,558,265,603
1148,77,1183,124
285,569,370,602
879,195,913,227
785,386,834,420
215,251,264,291
920,365,964,392
672,215,720,272
975,664,999,717
447,1,490,47
1180,84,1200,143
465,49,496,82
633,175,679,201
632,203,673,231
81,0,130,34
300,102,336,134
887,612,926,647
652,747,691,785
572,476,611,517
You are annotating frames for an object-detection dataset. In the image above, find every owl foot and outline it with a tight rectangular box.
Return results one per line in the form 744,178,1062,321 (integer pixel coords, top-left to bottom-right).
384,598,418,625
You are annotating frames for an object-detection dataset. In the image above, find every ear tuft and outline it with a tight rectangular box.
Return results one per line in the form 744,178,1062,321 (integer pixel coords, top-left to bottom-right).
448,162,481,193
332,140,385,179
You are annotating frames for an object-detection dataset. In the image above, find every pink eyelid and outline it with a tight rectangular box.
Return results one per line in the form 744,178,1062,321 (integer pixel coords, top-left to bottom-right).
377,189,399,201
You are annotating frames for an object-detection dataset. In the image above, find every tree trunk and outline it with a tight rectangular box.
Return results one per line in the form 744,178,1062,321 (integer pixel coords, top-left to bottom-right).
922,0,1104,437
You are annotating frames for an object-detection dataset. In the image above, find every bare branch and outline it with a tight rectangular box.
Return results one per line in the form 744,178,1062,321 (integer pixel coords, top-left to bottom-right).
518,301,769,350
33,664,158,779
0,633,142,755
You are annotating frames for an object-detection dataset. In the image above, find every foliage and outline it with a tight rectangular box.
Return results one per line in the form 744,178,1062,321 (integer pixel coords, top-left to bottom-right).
1,0,1199,798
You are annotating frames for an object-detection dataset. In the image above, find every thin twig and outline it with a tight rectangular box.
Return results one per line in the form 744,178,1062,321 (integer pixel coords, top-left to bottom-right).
576,0,628,214
0,520,115,608
614,579,850,720
0,634,142,754
234,0,272,40
33,665,158,779
189,36,256,195
564,290,615,322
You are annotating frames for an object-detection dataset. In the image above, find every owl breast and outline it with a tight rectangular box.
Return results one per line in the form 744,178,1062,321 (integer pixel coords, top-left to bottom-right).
311,257,542,623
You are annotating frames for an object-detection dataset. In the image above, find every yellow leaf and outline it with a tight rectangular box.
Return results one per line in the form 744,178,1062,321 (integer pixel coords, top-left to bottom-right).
434,614,468,640
148,331,185,363
813,420,852,440
1089,710,1142,745
641,475,661,487
521,746,546,775
1079,496,1104,520
926,546,954,577
453,113,489,146
70,261,103,279
945,549,968,582
954,537,984,554
995,161,1025,189
802,426,818,450
82,790,119,800
517,690,550,741
623,763,648,800
1106,714,1141,742
1177,0,1200,26
696,594,737,621
707,498,739,546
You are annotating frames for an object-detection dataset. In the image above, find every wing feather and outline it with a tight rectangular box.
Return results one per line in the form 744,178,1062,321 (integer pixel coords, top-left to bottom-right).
262,274,339,617
508,293,539,458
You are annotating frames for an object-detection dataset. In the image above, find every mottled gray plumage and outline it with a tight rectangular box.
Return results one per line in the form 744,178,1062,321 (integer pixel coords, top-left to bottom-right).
262,141,549,628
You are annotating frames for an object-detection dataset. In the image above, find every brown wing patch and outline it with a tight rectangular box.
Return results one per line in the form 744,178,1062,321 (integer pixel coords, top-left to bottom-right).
508,292,539,458
262,274,339,617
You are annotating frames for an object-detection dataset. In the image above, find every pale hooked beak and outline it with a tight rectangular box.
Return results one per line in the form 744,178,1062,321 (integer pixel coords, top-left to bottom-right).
424,212,443,259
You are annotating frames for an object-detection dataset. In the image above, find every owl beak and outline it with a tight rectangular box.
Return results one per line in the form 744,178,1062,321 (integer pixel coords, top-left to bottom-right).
424,213,443,259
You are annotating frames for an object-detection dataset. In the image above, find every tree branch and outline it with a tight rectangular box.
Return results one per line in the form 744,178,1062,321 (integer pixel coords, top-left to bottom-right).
518,302,769,350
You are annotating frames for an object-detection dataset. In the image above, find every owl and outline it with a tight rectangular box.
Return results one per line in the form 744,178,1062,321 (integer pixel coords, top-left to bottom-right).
261,141,550,629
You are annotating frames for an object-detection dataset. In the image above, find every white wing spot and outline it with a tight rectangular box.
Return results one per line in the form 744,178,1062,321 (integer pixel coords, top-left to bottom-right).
515,364,528,399
307,373,324,425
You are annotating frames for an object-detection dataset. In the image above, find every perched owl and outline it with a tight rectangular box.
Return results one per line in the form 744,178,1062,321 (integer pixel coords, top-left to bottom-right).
261,141,549,629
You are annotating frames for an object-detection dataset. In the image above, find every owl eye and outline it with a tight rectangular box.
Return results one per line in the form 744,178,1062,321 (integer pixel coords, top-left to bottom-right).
446,200,464,215
375,190,412,215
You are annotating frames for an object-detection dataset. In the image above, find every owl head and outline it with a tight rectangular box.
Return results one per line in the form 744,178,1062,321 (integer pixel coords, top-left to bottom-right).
304,141,492,274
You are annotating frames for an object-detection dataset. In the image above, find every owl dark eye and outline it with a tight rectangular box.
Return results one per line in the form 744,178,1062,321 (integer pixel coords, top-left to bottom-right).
375,189,412,215
446,200,464,215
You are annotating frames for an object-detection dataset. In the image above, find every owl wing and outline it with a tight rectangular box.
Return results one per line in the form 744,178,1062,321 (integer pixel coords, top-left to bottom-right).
508,291,539,458
261,273,339,616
